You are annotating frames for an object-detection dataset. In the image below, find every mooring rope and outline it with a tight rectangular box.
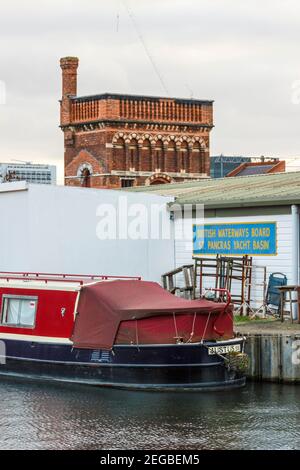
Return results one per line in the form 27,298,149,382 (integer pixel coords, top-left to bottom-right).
200,311,212,344
173,312,179,341
186,312,197,343
135,319,140,351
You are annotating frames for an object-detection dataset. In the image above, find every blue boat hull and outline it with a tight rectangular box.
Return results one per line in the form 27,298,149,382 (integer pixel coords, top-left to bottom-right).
0,337,246,391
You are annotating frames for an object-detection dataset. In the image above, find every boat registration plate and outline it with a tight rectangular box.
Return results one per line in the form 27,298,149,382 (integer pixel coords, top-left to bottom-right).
208,344,241,355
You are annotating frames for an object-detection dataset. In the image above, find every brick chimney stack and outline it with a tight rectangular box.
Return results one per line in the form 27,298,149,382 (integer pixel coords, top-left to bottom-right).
60,56,79,98
60,57,79,126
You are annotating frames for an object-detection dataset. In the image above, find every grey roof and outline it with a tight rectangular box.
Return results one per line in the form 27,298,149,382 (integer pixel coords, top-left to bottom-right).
237,164,274,176
127,171,300,208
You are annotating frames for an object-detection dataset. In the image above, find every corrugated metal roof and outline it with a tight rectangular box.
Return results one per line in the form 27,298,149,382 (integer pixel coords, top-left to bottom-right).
127,171,300,208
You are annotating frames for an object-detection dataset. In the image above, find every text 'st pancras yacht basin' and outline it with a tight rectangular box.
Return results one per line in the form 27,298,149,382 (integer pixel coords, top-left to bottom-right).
0,272,247,391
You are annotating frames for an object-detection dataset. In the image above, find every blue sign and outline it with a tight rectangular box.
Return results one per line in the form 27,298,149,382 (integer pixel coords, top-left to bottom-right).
193,222,277,256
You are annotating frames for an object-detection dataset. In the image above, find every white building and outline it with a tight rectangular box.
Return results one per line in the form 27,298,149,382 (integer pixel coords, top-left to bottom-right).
0,182,174,282
0,163,56,185
130,171,300,314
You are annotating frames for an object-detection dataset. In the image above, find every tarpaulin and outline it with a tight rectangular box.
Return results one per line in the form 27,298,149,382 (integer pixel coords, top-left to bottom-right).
115,313,233,345
71,280,228,350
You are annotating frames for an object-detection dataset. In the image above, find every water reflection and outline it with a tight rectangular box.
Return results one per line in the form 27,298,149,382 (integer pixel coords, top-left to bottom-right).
0,378,299,450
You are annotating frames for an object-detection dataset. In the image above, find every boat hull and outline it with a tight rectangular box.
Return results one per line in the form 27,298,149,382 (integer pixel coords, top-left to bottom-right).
0,337,246,391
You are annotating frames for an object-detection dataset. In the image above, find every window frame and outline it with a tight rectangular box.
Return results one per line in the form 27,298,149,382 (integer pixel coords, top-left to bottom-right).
121,178,135,188
0,295,38,329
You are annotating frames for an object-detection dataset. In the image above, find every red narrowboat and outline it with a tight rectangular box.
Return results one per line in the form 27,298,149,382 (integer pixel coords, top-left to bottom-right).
0,272,247,391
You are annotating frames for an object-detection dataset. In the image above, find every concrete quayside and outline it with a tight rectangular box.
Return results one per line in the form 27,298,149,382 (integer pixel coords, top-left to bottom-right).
236,321,300,383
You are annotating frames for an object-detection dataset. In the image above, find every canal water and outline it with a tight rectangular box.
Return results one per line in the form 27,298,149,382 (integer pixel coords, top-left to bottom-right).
0,379,299,450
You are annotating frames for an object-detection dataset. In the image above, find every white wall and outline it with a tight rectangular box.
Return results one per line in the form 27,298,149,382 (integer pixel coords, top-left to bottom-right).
175,212,293,308
0,183,175,282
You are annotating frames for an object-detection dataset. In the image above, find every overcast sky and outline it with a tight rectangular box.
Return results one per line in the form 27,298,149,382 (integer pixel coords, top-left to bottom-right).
0,0,300,183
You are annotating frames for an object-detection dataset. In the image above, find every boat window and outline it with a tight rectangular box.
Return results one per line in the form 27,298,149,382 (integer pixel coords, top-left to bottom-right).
1,296,37,328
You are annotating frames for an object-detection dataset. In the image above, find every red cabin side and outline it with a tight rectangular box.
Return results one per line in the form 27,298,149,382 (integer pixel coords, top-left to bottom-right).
0,287,78,339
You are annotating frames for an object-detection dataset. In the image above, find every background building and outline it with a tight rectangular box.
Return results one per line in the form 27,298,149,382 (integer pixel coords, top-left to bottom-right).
60,57,213,189
211,156,287,178
226,159,285,177
210,155,251,178
0,162,56,185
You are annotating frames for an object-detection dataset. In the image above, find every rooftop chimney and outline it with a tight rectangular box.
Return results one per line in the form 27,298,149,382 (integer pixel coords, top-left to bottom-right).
60,56,79,99
60,57,79,126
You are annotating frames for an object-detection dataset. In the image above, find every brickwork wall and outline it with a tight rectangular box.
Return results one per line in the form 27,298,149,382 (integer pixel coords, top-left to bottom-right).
60,57,213,189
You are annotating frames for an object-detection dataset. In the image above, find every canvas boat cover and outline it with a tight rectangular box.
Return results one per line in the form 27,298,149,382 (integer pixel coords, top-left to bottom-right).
71,280,229,350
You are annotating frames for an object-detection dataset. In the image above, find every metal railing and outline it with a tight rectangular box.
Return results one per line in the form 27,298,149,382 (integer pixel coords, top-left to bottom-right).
0,271,141,286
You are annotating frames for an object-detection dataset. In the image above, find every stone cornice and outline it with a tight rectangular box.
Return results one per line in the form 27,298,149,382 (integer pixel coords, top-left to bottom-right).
61,119,214,133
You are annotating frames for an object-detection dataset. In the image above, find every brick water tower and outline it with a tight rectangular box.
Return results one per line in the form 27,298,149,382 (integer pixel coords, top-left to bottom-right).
60,57,214,188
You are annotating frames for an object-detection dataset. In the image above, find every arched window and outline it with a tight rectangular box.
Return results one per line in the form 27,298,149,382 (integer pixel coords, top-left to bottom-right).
81,167,91,187
150,176,170,185
191,141,201,173
114,137,126,171
166,140,176,173
77,162,93,187
181,141,188,172
155,140,164,172
141,139,151,172
129,138,138,170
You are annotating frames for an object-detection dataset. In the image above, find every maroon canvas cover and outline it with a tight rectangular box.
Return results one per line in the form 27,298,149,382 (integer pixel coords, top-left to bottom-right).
115,313,234,345
71,280,227,350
